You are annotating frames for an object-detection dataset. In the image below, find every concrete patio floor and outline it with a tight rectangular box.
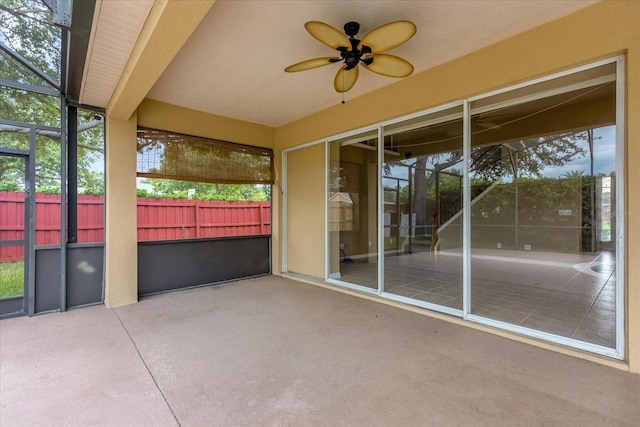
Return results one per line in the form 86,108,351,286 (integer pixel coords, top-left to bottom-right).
1,275,638,426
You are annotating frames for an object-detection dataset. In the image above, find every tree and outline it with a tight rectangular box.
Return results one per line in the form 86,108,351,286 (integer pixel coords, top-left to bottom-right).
140,178,270,202
0,0,104,193
402,130,589,239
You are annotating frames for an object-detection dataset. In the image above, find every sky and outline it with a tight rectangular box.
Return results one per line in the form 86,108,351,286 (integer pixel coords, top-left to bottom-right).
540,126,616,178
383,125,617,181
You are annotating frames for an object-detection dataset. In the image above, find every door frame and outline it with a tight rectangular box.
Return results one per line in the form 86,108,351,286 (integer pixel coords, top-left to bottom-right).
0,131,36,317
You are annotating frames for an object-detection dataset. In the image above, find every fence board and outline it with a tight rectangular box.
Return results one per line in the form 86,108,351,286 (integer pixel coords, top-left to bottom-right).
1,192,270,261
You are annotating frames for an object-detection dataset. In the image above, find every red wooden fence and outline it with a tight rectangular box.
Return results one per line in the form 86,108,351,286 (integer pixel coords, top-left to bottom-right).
136,198,271,241
0,192,271,262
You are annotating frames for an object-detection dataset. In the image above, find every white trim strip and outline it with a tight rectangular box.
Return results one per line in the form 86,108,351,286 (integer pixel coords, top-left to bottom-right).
467,314,623,359
383,111,464,137
615,54,625,357
379,100,465,129
327,278,379,296
381,292,463,317
377,125,384,295
324,140,330,280
470,75,615,116
281,138,326,153
463,100,471,319
281,150,288,273
468,56,619,102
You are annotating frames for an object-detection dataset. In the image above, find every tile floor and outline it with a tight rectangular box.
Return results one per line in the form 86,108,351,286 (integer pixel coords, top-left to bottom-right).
338,249,617,348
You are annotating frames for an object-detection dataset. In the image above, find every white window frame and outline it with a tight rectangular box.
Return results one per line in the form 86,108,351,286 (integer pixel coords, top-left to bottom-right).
281,56,625,359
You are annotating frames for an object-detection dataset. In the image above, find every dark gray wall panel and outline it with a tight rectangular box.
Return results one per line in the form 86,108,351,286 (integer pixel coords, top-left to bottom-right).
0,297,24,318
35,248,61,313
138,236,271,295
34,245,104,313
66,245,104,307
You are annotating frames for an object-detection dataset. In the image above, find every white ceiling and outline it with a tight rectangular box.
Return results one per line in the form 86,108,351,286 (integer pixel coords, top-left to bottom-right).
83,0,598,128
80,0,154,108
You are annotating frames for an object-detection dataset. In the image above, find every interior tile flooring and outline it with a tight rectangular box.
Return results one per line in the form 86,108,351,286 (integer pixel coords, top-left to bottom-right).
338,249,617,348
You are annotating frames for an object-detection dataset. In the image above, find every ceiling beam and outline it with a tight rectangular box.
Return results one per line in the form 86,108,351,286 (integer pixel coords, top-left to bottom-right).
64,0,96,103
107,0,215,120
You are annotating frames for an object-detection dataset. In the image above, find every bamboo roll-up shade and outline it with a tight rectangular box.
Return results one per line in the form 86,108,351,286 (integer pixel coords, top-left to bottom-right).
136,128,274,184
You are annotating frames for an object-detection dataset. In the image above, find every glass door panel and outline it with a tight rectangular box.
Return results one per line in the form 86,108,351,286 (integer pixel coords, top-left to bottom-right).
35,134,62,245
469,62,618,348
0,155,26,302
382,105,464,310
0,245,25,299
328,130,379,291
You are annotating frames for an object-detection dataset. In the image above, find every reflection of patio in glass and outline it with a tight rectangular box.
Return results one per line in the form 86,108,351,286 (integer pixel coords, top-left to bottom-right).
339,248,616,348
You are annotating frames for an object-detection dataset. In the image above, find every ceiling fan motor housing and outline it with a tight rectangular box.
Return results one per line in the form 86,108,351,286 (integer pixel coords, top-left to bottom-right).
343,50,361,69
340,22,373,69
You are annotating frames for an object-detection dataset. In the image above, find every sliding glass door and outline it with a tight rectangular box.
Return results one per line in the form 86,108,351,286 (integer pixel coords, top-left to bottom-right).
328,129,379,291
381,106,464,312
468,62,620,350
324,58,623,356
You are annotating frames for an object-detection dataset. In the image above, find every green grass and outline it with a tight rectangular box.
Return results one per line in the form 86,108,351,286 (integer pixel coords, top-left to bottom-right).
0,261,24,298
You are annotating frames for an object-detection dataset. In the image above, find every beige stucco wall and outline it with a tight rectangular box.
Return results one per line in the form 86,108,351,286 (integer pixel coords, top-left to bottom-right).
103,0,639,371
137,99,275,148
104,100,275,308
104,113,139,307
284,144,325,277
276,1,639,372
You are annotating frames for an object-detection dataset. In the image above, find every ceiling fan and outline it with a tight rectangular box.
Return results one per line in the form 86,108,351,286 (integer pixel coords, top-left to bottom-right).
285,20,417,93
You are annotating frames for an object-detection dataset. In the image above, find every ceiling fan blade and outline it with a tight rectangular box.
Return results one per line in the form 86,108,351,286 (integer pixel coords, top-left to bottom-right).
334,65,359,93
364,54,414,77
360,20,416,53
305,21,351,50
285,57,340,72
